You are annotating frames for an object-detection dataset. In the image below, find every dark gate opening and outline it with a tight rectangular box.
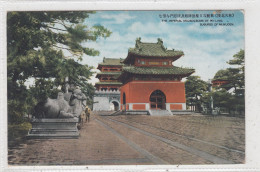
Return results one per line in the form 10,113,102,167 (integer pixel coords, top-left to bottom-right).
150,90,166,110
123,93,126,105
112,101,119,111
122,93,126,111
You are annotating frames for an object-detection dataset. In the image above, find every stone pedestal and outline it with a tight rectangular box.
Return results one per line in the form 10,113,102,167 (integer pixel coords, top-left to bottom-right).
27,118,79,139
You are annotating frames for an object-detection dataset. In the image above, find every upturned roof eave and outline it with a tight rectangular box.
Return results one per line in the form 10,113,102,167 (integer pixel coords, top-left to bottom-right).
95,72,122,79
117,68,195,81
121,71,195,76
97,64,123,70
121,66,195,75
123,52,184,64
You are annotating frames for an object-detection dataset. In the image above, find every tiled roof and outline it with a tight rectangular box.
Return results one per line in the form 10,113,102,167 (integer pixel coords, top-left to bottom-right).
95,82,122,85
122,66,195,75
98,58,124,66
96,72,122,79
128,38,184,58
96,72,122,76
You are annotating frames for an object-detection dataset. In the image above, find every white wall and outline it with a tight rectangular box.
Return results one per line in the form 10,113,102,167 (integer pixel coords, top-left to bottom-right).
93,97,110,111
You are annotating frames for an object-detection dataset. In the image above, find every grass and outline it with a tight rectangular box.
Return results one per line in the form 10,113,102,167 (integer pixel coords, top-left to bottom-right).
8,122,32,147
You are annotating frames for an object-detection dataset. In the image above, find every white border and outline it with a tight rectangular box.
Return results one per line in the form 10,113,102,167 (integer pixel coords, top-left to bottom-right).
1,0,260,171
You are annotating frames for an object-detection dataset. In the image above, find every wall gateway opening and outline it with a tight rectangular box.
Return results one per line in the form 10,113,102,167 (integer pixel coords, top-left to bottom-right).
110,101,119,111
150,90,166,110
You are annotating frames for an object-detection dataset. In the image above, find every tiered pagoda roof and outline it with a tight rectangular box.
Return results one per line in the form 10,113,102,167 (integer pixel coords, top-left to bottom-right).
95,57,123,87
96,72,121,79
124,38,184,64
122,66,194,76
119,38,194,82
95,38,195,87
97,58,124,70
119,66,194,81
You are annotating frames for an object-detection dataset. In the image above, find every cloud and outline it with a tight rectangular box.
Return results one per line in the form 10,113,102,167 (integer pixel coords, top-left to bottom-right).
128,21,184,36
101,13,136,24
126,21,244,81
83,11,244,85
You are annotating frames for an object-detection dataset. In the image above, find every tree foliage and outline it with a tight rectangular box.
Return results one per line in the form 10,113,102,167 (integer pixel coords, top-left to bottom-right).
213,49,244,93
185,49,245,114
185,75,208,112
7,11,111,124
209,49,245,113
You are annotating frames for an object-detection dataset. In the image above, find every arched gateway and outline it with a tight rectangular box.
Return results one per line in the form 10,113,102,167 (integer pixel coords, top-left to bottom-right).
110,100,120,111
150,90,166,110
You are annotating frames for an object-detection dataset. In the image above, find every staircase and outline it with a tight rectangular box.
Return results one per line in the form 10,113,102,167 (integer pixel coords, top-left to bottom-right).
148,109,173,116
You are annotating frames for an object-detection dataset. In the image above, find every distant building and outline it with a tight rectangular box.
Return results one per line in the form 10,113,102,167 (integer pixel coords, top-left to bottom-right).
118,38,195,112
93,58,123,111
212,79,230,87
212,69,231,89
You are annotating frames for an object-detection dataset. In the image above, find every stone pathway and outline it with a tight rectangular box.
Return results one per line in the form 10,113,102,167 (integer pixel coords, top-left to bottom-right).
101,117,234,164
8,112,245,165
9,114,152,165
105,115,245,163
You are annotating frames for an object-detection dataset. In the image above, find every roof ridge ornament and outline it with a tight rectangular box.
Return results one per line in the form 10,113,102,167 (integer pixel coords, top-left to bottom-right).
157,38,166,51
135,37,141,48
136,37,141,42
157,38,163,45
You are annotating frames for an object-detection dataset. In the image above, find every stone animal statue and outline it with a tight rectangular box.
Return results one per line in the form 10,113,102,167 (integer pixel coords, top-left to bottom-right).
69,88,87,118
33,92,74,118
33,89,87,119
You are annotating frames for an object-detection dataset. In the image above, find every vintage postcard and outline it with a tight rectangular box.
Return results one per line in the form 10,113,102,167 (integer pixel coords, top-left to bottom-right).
1,1,260,172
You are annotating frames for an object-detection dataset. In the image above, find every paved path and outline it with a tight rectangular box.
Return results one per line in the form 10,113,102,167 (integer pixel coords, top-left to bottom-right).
8,112,245,165
103,115,245,163
96,119,168,165
102,117,234,164
9,114,153,165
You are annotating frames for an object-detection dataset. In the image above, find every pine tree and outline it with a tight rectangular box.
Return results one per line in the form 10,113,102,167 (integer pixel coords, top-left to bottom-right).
185,76,208,112
212,49,245,114
7,11,111,123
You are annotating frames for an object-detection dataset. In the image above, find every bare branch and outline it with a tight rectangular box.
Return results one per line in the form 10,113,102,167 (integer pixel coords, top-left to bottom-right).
47,25,67,32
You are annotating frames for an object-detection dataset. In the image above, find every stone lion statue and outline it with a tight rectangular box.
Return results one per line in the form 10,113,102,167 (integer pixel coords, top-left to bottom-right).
33,89,87,119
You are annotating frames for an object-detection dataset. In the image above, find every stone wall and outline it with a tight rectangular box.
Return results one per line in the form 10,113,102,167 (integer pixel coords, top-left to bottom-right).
93,90,121,111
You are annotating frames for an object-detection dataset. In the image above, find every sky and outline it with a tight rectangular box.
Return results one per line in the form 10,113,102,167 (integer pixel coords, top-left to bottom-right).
79,10,244,85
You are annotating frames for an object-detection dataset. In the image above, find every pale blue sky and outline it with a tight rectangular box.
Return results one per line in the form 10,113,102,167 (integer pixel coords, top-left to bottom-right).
80,10,244,85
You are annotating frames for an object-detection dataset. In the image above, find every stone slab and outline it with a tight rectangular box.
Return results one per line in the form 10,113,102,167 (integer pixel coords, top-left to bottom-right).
149,110,172,116
30,118,79,123
27,118,79,139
